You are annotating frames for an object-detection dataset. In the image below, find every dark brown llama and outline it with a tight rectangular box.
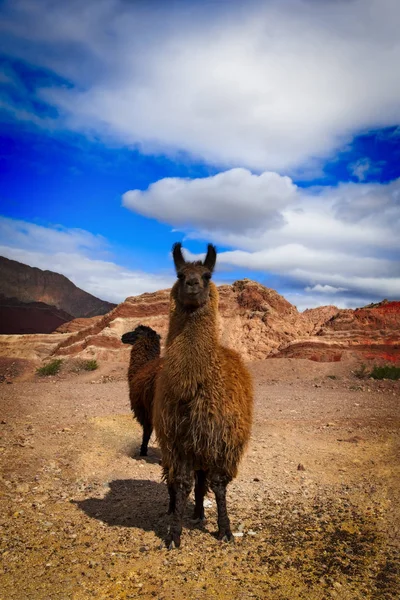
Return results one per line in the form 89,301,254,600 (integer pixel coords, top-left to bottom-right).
121,325,163,456
153,243,253,549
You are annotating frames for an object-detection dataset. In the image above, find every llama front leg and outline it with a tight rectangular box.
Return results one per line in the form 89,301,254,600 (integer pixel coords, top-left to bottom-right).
167,483,176,515
166,464,192,549
193,470,207,521
140,421,152,456
210,473,233,542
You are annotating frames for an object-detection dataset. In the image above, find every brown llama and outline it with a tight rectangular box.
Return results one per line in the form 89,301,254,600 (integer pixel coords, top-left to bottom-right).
153,243,253,549
121,325,163,456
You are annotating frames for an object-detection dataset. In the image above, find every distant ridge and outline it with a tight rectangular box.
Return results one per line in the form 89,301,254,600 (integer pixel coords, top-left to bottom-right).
0,294,73,334
0,256,116,325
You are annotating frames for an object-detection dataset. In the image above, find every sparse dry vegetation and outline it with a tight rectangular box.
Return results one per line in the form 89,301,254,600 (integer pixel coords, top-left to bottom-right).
353,363,400,381
370,364,400,380
36,359,63,377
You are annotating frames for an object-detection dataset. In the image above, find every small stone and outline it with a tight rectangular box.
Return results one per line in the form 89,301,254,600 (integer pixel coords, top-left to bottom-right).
297,464,305,471
233,532,244,538
333,581,342,590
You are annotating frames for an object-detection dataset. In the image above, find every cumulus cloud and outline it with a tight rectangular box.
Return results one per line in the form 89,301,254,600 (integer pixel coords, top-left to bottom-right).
305,285,347,295
123,169,296,233
0,217,172,303
2,0,400,171
124,170,400,303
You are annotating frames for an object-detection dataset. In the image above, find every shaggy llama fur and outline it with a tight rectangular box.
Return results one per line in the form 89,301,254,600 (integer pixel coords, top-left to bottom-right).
153,243,253,549
121,325,162,456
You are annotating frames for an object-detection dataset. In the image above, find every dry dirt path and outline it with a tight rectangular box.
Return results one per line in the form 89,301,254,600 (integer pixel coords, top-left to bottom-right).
0,359,399,599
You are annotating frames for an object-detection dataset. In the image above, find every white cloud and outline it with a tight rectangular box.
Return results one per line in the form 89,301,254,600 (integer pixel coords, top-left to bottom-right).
349,159,372,182
0,217,172,303
2,0,400,171
305,284,347,294
124,171,400,303
123,169,296,233
285,291,368,313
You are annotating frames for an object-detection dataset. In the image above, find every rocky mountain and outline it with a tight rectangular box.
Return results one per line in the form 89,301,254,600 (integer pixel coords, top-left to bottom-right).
0,294,73,334
1,280,398,365
49,280,315,362
0,256,116,319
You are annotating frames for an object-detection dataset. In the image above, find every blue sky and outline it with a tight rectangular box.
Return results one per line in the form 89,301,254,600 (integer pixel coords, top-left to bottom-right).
1,0,399,310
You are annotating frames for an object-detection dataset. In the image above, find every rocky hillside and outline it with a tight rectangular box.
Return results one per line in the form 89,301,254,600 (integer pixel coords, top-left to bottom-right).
0,256,116,319
0,294,73,334
49,280,316,362
1,280,398,365
276,300,400,362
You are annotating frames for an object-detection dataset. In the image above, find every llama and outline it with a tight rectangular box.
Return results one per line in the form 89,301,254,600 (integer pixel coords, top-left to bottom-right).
153,243,253,549
121,325,162,456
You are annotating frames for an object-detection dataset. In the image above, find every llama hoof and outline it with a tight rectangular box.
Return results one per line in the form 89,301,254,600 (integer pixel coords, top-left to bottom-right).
166,535,181,550
217,530,234,543
139,449,148,457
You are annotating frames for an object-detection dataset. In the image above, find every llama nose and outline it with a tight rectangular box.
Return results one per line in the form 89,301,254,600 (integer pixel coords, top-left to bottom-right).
186,277,200,288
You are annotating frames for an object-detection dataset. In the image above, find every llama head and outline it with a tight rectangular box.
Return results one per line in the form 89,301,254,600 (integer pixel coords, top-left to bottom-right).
121,325,161,345
172,242,217,308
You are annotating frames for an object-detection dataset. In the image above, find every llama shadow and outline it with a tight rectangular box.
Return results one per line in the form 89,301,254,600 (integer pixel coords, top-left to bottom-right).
126,444,162,465
73,479,200,542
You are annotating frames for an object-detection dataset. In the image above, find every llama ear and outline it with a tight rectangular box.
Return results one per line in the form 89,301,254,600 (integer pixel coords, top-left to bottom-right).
203,244,217,272
172,242,186,271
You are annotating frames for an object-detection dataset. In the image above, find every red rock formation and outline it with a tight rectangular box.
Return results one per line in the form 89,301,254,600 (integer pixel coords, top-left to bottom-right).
55,316,103,334
276,301,400,363
50,280,314,362
1,281,398,364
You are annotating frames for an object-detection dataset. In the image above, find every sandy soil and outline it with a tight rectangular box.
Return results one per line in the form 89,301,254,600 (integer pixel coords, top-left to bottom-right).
0,358,399,599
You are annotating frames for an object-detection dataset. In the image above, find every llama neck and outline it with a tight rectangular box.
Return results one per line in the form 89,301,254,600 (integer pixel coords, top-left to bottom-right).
165,282,219,381
129,337,160,375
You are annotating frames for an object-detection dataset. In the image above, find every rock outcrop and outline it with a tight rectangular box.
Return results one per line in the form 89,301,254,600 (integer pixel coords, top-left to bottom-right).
1,280,398,365
275,301,400,362
48,280,315,362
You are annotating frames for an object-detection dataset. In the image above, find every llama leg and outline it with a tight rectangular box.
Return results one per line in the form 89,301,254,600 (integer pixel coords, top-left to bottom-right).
140,421,152,456
210,473,233,542
193,470,207,521
166,464,192,549
167,483,176,515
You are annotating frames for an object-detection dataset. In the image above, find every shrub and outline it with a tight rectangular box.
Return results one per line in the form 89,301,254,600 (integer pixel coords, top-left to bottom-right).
353,363,368,379
370,365,400,380
82,359,98,371
36,359,63,377
70,358,99,373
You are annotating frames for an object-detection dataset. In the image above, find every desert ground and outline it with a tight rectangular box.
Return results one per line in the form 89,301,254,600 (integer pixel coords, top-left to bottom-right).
0,357,399,599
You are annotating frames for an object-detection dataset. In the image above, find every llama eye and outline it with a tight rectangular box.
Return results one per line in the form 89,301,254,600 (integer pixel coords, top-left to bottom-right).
203,272,211,280
177,272,185,280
